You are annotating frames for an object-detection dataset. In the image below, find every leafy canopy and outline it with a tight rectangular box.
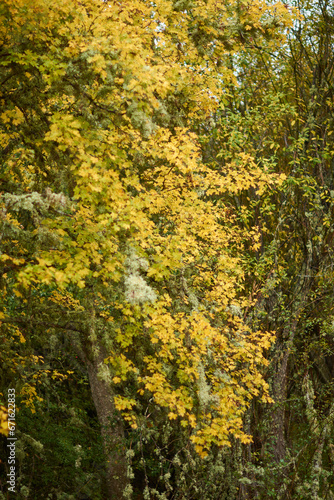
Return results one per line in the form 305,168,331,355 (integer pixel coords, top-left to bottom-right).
0,0,293,454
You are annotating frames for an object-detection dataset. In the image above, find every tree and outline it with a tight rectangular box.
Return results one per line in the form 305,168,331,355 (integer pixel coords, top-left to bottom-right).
203,0,334,497
0,0,293,497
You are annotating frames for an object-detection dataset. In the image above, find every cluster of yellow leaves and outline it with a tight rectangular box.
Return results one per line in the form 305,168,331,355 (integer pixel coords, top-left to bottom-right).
20,385,43,414
0,404,8,436
49,291,84,311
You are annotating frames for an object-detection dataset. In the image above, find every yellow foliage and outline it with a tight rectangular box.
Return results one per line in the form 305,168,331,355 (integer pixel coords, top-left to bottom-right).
0,406,8,436
20,385,43,413
0,0,294,455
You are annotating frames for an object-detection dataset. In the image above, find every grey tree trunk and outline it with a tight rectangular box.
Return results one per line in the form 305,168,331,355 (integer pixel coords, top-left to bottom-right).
71,305,129,499
270,268,312,464
86,347,128,499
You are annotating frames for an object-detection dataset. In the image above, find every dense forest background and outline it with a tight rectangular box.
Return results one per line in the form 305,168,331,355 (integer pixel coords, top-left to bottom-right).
1,0,334,498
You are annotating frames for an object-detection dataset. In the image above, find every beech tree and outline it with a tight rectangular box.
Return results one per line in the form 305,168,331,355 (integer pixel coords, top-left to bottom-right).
0,0,293,497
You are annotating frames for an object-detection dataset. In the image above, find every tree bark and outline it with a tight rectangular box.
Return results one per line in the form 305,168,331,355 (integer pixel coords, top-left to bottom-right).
86,347,128,499
271,272,311,463
271,341,290,462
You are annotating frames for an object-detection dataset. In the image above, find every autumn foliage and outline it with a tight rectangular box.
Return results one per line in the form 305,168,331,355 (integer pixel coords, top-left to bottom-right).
0,0,297,497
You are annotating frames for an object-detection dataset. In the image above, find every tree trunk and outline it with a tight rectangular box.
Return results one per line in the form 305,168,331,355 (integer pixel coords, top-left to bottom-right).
68,305,129,498
86,347,128,499
271,262,312,464
271,343,290,462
